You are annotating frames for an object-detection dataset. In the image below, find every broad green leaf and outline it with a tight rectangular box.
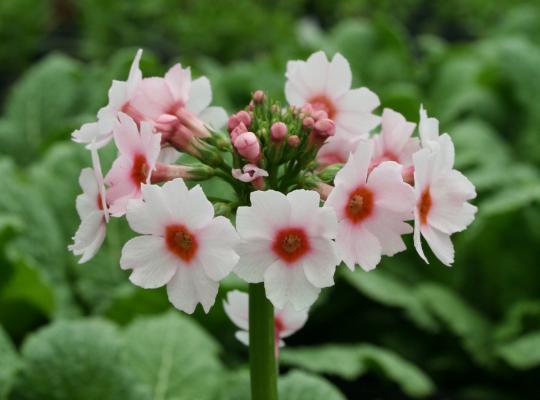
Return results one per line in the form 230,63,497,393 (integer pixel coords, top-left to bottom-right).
279,370,347,400
480,183,540,217
497,331,540,369
341,269,438,331
281,345,435,398
0,326,20,400
416,284,494,366
12,319,142,400
122,312,223,400
1,54,82,164
494,301,540,342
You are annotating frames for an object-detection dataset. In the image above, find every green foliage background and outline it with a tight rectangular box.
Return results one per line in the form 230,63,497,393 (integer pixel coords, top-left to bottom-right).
1,0,540,398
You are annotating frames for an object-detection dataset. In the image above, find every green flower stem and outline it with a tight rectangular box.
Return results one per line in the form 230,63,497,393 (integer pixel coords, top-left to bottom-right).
249,283,278,400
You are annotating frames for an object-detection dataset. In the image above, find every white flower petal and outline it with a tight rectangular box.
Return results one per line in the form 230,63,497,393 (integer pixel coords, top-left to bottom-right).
235,330,250,346
301,238,338,288
187,76,212,115
367,161,415,214
198,106,228,130
69,211,106,263
278,305,309,338
167,263,218,314
234,239,277,283
326,53,351,98
223,290,249,330
421,225,455,266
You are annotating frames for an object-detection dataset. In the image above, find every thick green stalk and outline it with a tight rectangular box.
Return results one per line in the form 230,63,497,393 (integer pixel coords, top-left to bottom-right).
249,283,278,400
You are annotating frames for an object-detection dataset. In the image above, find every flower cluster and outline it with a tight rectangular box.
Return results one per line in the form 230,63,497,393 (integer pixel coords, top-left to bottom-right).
70,50,476,342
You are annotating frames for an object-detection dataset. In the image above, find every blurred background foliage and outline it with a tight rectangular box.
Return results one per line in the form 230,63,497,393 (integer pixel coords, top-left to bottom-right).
1,0,540,399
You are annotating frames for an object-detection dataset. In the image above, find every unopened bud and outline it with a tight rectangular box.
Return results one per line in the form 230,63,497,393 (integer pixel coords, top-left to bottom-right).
270,122,288,141
312,110,328,121
231,122,248,143
271,104,280,114
234,132,260,162
287,135,300,148
236,111,251,127
314,118,335,138
253,90,266,104
303,117,315,129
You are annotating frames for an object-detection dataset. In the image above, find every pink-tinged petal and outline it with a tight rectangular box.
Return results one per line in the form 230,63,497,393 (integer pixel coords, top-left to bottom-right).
364,211,412,256
235,331,250,346
336,87,380,114
120,235,177,288
264,259,320,311
302,51,329,96
78,168,99,199
223,290,249,330
317,134,361,167
130,77,175,120
75,193,94,219
106,80,128,110
167,263,219,314
379,108,416,154
198,106,228,130
285,80,308,106
367,161,415,214
114,113,141,155
333,140,372,188
165,64,191,104
433,169,476,202
158,146,181,164
126,49,143,95
301,238,338,288
336,223,382,271
69,211,106,263
183,185,214,230
412,148,432,192
324,185,349,222
326,53,351,99
286,190,330,236
236,191,291,239
337,111,381,137
72,122,107,147
413,213,428,264
196,216,240,281
419,105,439,145
186,76,212,115
278,305,308,338
234,239,277,283
126,195,170,236
421,225,455,266
286,60,304,78
429,200,477,235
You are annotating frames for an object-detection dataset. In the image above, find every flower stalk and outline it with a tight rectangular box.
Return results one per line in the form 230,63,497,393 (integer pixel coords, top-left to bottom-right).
249,283,278,400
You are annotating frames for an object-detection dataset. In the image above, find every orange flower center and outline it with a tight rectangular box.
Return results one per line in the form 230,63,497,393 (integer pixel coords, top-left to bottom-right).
307,95,337,119
345,187,374,224
165,224,198,262
418,188,432,225
131,154,149,185
272,228,310,263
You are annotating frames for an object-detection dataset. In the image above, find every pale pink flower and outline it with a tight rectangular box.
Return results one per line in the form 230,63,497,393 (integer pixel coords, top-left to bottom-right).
105,113,161,216
72,49,144,149
234,190,339,311
418,105,441,148
223,290,308,353
285,51,380,138
232,164,268,183
371,108,420,181
325,141,415,271
69,147,108,263
120,179,239,314
413,122,477,266
129,63,227,140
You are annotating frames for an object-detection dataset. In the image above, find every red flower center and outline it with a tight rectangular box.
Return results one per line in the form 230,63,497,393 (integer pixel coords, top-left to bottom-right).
96,193,105,211
272,227,310,264
345,186,374,224
131,154,149,186
308,95,337,119
165,224,198,262
418,188,432,225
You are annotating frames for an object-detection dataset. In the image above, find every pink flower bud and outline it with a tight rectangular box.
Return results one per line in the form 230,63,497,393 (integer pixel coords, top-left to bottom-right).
253,90,266,103
301,104,314,115
312,109,328,121
231,122,248,143
270,122,288,141
236,111,251,127
234,132,260,162
303,117,315,129
314,118,336,138
287,135,300,148
227,114,240,133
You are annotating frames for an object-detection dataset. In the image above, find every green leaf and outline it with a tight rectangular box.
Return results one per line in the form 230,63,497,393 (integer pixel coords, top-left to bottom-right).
341,269,438,331
416,284,494,366
281,344,435,398
122,311,223,400
0,54,82,164
480,183,540,217
12,319,143,400
279,370,347,400
497,331,540,369
0,326,20,400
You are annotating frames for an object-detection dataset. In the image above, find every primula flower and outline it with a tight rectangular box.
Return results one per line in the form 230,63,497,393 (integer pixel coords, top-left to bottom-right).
69,147,108,263
371,108,420,182
105,113,161,216
72,49,143,148
325,141,415,271
223,290,308,352
317,134,362,168
121,178,239,313
413,109,477,266
285,51,380,139
232,164,268,183
234,190,339,311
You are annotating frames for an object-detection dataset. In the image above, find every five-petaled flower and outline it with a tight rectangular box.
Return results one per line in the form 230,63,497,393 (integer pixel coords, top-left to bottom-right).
234,190,339,311
326,141,415,271
121,178,239,313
